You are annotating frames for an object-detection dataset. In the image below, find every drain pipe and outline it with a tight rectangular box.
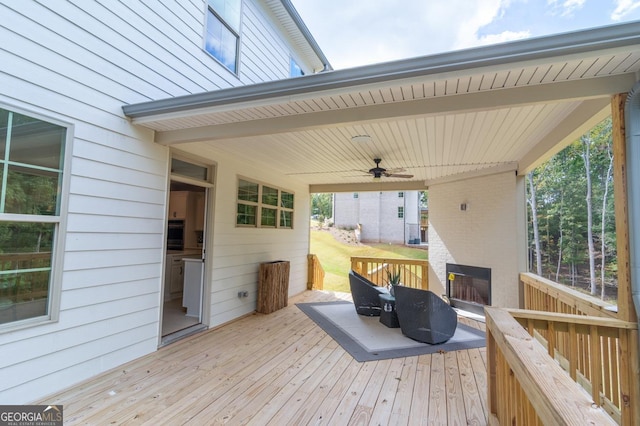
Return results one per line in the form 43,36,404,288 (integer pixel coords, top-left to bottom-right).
625,81,640,328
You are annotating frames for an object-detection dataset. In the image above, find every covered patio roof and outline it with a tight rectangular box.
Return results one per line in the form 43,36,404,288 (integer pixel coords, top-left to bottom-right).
123,21,640,192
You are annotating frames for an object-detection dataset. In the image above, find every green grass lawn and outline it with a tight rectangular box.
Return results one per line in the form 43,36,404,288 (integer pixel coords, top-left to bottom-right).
310,229,428,293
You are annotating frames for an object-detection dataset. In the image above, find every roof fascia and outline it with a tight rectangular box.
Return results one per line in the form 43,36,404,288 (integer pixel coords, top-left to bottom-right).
123,20,640,119
279,0,332,72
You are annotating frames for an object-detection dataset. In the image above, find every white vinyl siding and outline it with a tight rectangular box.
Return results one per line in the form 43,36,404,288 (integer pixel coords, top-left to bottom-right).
204,153,309,327
0,0,309,404
240,1,291,83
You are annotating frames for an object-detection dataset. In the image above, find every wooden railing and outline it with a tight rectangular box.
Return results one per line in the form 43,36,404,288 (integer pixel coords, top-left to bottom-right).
519,272,640,425
507,309,637,424
521,272,618,318
485,307,617,425
307,254,324,290
350,257,428,290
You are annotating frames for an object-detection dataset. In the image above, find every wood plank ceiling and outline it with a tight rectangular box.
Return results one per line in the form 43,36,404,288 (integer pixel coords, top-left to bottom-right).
127,29,640,192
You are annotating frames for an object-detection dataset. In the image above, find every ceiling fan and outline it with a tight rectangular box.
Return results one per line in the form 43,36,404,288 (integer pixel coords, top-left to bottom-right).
366,158,414,180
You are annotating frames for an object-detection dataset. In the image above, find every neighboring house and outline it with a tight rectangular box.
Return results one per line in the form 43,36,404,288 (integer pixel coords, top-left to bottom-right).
1,0,640,409
333,191,422,244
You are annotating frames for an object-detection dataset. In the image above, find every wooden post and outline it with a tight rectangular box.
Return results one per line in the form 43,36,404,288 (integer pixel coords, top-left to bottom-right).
307,254,324,290
611,93,635,324
421,262,428,290
487,325,498,418
307,255,314,290
611,93,640,425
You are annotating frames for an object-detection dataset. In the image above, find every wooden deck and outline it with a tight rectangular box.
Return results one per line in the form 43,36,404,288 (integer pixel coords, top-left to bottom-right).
40,290,488,425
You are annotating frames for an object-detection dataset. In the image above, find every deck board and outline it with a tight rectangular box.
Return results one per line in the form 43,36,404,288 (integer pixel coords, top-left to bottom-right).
38,290,488,425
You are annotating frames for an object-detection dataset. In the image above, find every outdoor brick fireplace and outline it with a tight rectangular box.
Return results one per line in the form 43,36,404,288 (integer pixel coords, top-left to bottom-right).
446,263,491,316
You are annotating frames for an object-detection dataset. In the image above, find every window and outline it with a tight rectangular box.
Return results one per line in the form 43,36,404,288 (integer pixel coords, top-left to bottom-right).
290,58,304,77
353,193,359,199
0,107,66,328
171,158,210,181
398,192,404,198
280,191,294,228
205,0,241,73
398,207,404,218
236,178,294,229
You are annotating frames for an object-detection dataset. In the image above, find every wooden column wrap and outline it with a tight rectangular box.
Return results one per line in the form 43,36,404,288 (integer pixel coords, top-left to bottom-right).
611,93,635,323
257,261,290,314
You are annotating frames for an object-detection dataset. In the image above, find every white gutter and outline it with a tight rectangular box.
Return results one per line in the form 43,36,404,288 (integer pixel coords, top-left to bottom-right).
123,20,640,119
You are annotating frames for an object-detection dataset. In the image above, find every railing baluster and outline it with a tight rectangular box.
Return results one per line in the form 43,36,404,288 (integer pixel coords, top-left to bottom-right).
548,321,556,358
569,322,578,381
590,325,603,406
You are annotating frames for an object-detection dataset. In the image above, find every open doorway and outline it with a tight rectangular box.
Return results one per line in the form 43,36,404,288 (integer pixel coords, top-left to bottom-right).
161,180,207,343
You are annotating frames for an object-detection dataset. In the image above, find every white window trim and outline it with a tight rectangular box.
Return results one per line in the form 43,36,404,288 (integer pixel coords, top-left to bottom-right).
203,1,243,76
0,102,73,334
236,176,294,229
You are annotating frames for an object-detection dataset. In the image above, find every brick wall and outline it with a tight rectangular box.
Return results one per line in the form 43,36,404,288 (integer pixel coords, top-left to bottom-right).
428,172,523,308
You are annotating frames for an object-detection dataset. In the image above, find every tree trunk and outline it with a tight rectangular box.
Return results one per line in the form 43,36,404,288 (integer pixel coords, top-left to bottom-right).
556,226,563,282
555,191,564,282
527,172,542,276
600,147,613,300
582,136,597,295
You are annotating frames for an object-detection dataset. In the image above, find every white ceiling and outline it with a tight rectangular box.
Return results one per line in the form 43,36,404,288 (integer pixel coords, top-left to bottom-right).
126,24,640,192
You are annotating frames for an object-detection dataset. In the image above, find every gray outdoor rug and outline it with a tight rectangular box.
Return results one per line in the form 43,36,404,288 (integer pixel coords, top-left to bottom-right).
296,301,486,362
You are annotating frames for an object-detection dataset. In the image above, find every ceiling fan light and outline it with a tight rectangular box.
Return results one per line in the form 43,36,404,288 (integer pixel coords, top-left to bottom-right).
351,135,372,143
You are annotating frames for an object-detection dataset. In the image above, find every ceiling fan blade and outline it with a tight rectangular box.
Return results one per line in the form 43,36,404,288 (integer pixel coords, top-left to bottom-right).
386,173,414,178
385,168,406,174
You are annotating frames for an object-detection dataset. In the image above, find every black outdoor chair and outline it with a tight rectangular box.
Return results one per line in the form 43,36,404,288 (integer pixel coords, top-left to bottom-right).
349,270,389,316
394,285,457,344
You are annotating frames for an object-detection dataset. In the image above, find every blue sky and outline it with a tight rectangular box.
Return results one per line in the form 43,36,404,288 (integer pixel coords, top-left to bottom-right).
290,0,640,69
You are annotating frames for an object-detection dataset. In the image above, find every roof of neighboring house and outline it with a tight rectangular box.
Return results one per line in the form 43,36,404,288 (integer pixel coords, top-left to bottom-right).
123,20,640,193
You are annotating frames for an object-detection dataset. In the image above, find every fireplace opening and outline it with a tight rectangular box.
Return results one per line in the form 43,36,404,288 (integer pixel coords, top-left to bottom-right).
446,263,491,316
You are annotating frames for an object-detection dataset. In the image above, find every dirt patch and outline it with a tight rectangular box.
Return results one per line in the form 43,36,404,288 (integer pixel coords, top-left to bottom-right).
313,226,362,246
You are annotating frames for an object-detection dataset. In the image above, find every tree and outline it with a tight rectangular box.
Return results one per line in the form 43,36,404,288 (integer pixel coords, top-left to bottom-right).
581,135,597,295
311,193,333,219
600,144,613,299
420,191,428,208
525,116,617,300
527,172,542,276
